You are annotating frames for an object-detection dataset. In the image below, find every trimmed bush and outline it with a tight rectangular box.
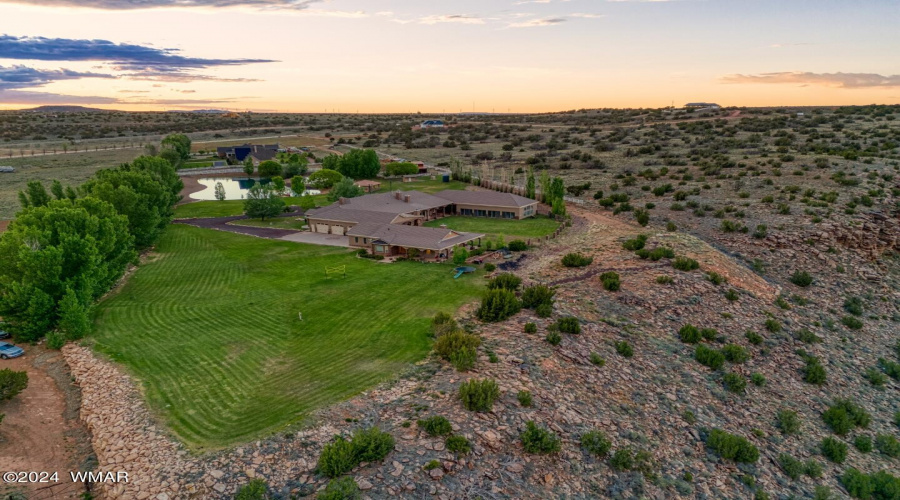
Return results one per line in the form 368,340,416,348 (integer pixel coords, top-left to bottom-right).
520,421,561,454
477,289,521,322
459,379,500,412
562,253,593,268
695,345,725,370
445,435,471,454
581,430,612,458
507,240,528,252
417,416,452,437
524,322,537,334
600,271,621,291
487,273,522,292
521,285,555,309
557,317,581,334
821,436,847,463
706,429,759,463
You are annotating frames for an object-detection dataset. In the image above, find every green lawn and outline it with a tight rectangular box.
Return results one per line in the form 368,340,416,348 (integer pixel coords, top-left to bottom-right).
91,225,484,451
230,217,306,230
424,215,559,240
175,195,331,218
375,178,468,195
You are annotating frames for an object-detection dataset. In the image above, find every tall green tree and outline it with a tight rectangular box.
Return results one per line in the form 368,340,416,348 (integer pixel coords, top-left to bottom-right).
50,180,65,201
0,198,135,340
18,181,52,209
335,149,380,179
58,286,90,340
258,160,283,178
321,154,342,171
525,168,536,200
327,177,364,202
538,171,550,204
160,133,191,160
243,156,255,176
243,184,285,220
214,182,226,201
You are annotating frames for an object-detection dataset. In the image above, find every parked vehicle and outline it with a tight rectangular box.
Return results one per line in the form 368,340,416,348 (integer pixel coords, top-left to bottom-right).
0,330,10,340
0,342,24,359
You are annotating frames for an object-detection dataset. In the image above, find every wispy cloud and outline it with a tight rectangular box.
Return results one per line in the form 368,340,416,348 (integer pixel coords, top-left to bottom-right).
417,14,487,25
508,17,567,28
721,72,900,89
0,89,119,104
0,0,325,10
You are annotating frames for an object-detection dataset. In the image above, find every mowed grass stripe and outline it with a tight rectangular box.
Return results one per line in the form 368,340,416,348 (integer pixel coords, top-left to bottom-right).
92,224,484,451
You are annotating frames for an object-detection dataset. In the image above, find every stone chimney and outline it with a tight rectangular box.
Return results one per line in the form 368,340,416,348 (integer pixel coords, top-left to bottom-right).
339,197,346,205
404,195,411,203
395,191,402,200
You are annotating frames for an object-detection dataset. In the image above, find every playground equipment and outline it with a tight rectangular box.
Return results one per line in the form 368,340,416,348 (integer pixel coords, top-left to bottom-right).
453,266,476,279
325,265,347,279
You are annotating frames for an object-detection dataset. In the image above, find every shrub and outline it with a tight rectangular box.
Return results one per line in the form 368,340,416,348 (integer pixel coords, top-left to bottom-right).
521,285,555,309
431,312,457,337
841,316,864,330
535,303,553,318
581,430,612,458
417,416,452,437
445,435,471,454
634,209,650,226
751,373,766,387
449,348,476,372
706,272,727,285
677,324,700,344
319,477,360,500
477,289,521,322
875,434,900,458
700,328,718,341
879,358,900,380
423,459,441,471
562,253,593,268
557,317,581,334
706,429,759,463
805,460,823,479
517,390,533,407
524,322,537,334
672,256,700,271
844,296,864,316
656,275,673,284
459,379,500,412
545,331,562,346
745,331,763,345
695,345,725,370
723,373,746,393
484,263,496,272
508,240,528,252
778,453,804,480
615,341,634,358
864,367,888,388
589,352,605,367
821,437,847,463
487,273,522,291
789,270,813,287
823,399,870,435
722,344,749,364
623,234,648,251
796,329,822,344
855,435,873,453
803,357,827,385
725,289,739,301
234,479,269,500
610,448,635,471
599,272,621,291
764,319,782,332
0,369,28,401
776,409,801,435
434,331,481,361
46,332,66,350
351,427,395,463
520,421,560,454
318,437,357,477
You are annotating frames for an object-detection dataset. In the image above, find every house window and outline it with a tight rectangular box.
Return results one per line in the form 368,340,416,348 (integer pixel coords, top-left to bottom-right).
375,245,386,253
354,237,359,243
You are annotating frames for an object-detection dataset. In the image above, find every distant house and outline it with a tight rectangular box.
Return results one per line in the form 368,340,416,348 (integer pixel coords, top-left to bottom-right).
216,144,280,163
354,180,382,193
420,120,445,129
304,188,538,259
684,102,721,110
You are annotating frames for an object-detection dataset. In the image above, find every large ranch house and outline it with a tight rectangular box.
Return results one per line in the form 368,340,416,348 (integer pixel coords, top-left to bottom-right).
305,190,539,260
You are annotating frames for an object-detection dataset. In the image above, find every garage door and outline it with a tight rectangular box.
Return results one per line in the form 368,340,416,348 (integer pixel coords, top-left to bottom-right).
315,224,329,234
333,225,345,236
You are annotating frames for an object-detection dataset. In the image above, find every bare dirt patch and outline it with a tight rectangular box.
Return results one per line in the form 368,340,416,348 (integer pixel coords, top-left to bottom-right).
0,347,95,499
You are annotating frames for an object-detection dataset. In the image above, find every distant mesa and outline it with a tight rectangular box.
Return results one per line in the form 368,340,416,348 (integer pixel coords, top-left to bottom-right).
24,105,111,113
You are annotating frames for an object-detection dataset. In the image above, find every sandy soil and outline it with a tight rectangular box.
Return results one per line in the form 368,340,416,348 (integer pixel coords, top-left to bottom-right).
0,347,95,499
0,220,8,233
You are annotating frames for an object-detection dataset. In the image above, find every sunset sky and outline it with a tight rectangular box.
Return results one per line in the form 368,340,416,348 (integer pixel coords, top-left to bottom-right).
0,0,898,112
